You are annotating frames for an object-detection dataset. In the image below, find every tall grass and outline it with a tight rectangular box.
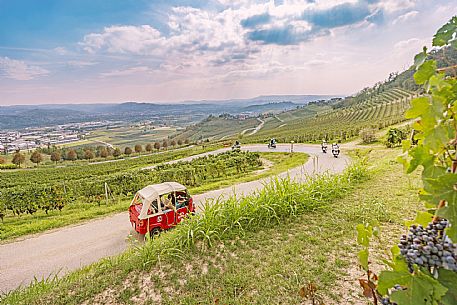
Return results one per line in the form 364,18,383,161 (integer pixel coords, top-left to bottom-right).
138,161,369,268
1,161,369,305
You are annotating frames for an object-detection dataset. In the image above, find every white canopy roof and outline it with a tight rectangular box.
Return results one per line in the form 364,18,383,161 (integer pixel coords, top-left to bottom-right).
134,182,187,220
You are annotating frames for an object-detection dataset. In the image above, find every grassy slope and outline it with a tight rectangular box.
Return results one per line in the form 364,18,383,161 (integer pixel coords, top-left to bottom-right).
177,116,259,141
1,148,422,304
0,152,307,241
87,149,420,305
86,126,177,148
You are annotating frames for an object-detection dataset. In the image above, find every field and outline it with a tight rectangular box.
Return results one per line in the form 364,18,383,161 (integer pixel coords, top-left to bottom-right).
0,148,421,305
168,88,416,145
0,151,308,241
86,125,178,148
175,115,260,141
247,88,415,143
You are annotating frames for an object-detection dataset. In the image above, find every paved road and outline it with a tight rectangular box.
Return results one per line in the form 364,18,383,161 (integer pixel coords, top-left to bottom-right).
0,144,349,293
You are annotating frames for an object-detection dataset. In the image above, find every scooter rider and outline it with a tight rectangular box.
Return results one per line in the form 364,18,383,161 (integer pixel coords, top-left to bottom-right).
321,139,328,152
331,143,340,156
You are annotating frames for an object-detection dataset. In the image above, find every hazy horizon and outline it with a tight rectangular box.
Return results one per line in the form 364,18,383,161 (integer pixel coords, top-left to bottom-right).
1,0,455,105
0,93,342,107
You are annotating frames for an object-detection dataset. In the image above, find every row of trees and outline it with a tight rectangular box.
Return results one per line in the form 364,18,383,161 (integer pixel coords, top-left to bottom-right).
0,138,192,168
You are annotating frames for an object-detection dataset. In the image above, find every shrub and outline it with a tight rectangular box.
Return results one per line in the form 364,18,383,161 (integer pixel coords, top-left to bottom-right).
359,127,377,144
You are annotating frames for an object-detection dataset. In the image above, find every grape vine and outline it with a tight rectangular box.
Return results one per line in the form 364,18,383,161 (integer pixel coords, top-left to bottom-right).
357,16,457,305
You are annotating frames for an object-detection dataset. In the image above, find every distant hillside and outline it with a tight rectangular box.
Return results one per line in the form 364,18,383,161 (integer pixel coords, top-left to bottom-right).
173,114,260,141
0,94,339,130
241,102,300,113
0,108,99,130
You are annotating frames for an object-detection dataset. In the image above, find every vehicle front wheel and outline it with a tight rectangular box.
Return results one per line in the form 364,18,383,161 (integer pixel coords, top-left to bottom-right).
149,227,161,239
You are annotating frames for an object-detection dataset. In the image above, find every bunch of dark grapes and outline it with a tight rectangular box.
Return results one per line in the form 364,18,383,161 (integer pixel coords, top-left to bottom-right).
380,285,403,305
398,219,457,272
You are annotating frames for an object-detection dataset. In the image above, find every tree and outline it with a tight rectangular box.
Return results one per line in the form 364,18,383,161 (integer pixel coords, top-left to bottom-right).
184,139,190,145
12,152,25,167
170,140,176,147
0,156,5,164
177,139,183,146
145,143,153,153
162,140,168,150
100,148,109,158
113,147,121,158
50,151,61,164
134,144,142,154
30,151,43,165
124,147,132,156
67,149,77,162
154,142,161,151
84,150,95,160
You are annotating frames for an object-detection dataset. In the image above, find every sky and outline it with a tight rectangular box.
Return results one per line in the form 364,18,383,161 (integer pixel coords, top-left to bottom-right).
0,0,456,105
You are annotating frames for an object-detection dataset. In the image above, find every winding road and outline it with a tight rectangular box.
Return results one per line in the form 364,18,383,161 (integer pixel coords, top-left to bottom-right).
0,144,349,293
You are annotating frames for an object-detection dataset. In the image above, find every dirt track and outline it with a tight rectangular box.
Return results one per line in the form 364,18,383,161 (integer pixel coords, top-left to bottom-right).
0,144,349,293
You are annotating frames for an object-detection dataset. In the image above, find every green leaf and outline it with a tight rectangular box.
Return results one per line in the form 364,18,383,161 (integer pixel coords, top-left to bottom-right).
423,125,448,152
414,48,427,68
358,248,369,271
432,16,457,47
437,201,457,242
402,140,411,152
356,224,372,247
405,97,430,119
407,146,434,173
438,268,457,305
414,60,437,85
379,268,447,305
405,211,434,228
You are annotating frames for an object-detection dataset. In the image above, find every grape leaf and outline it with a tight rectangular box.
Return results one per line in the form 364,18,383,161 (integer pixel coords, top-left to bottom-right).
378,269,447,305
423,125,448,152
437,202,457,242
438,268,457,305
406,146,434,173
414,60,437,85
405,97,430,119
424,173,457,203
414,48,427,68
358,249,369,271
405,211,434,228
432,16,457,47
356,223,372,247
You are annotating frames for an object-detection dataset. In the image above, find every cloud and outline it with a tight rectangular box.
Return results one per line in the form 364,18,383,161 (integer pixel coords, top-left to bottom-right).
82,25,165,55
0,57,49,80
53,47,68,55
393,37,426,54
377,0,416,13
392,10,418,25
240,13,271,28
99,66,153,77
303,1,372,29
78,0,417,68
247,24,316,45
67,60,98,67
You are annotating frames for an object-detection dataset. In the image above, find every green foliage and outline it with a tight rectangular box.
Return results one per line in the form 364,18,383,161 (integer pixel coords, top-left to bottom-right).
385,126,411,148
0,151,261,217
357,16,457,305
12,153,25,167
359,127,377,144
0,164,19,170
379,266,447,305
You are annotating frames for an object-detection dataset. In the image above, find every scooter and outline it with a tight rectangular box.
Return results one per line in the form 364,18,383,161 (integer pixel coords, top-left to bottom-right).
232,141,241,151
332,145,340,158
